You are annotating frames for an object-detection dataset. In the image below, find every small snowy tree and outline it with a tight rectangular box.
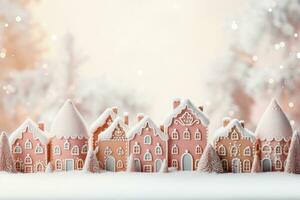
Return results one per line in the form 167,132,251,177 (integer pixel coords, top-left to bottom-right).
82,149,100,173
285,132,300,174
45,163,53,173
0,132,16,173
251,153,261,173
197,144,223,173
126,155,136,172
159,159,168,173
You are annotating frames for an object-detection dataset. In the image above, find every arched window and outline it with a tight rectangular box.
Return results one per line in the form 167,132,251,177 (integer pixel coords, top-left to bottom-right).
77,159,84,169
144,150,152,161
117,160,123,169
244,146,251,156
195,129,201,140
133,143,140,154
81,144,88,154
56,160,62,170
144,135,152,145
25,139,32,149
171,145,178,155
155,144,162,155
24,154,32,164
104,147,112,155
283,144,289,155
231,130,239,140
35,144,43,154
221,159,228,172
275,145,282,154
275,160,282,170
195,145,202,154
15,161,21,171
262,145,271,153
172,160,178,168
117,147,124,156
243,160,251,172
64,140,70,150
14,144,22,154
231,146,238,156
54,146,61,155
183,128,190,139
172,129,179,140
218,145,226,156
71,146,79,155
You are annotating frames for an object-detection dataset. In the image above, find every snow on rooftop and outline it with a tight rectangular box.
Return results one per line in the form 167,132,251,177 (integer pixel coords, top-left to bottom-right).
9,118,48,145
89,107,118,134
98,117,128,140
127,115,168,141
50,99,89,139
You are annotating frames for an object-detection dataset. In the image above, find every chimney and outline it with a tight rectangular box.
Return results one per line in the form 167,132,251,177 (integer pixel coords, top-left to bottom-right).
123,112,129,125
198,106,204,112
222,117,230,127
112,107,118,114
240,120,245,128
137,113,144,122
38,122,45,131
173,98,181,109
160,125,164,132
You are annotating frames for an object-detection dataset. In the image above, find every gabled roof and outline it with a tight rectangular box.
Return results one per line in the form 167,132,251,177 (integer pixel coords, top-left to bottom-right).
213,119,255,143
50,99,89,139
127,115,168,141
89,108,118,134
9,118,49,145
163,99,210,128
98,117,128,141
255,99,293,141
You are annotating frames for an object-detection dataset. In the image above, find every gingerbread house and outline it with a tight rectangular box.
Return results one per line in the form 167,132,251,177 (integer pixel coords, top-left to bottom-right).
97,116,128,172
9,118,48,173
213,118,256,173
49,99,89,171
255,99,293,172
89,107,119,150
127,114,168,172
163,98,209,171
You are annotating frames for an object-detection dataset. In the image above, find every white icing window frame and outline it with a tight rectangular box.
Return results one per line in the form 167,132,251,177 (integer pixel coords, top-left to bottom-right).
218,145,226,156
155,144,162,155
262,145,271,154
171,129,179,140
275,145,282,155
144,150,152,161
81,144,88,154
24,154,32,164
231,146,238,156
275,159,282,170
117,160,123,169
144,135,152,145
71,146,80,155
195,129,201,140
195,145,202,154
64,140,70,150
35,144,43,154
54,145,61,155
243,160,251,172
25,139,32,150
243,146,251,156
171,145,178,155
117,147,124,156
231,130,239,140
221,159,228,172
172,159,178,168
143,165,152,172
133,143,140,154
183,128,191,140
104,147,112,156
14,145,22,154
55,159,62,170
77,159,84,169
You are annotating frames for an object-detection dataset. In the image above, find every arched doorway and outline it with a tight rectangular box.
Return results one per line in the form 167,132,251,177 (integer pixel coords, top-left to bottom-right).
105,156,115,172
134,159,141,172
182,153,193,171
36,163,44,172
232,158,240,173
262,158,272,172
155,159,162,172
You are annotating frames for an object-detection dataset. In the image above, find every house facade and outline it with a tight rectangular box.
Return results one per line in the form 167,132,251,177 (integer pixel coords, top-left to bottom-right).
213,118,256,173
127,114,168,172
163,99,209,171
9,119,48,173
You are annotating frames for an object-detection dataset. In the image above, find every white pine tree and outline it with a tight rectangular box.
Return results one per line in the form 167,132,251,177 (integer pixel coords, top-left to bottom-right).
82,149,100,173
197,144,223,173
126,155,136,172
285,132,300,174
0,132,16,173
45,163,53,173
251,154,261,173
159,159,168,173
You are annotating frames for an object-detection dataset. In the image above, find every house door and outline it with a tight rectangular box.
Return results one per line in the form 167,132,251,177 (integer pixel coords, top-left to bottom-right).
232,158,240,173
182,153,193,171
262,158,272,172
134,159,141,172
105,156,115,172
36,163,44,172
155,159,162,172
65,159,74,171
24,166,32,173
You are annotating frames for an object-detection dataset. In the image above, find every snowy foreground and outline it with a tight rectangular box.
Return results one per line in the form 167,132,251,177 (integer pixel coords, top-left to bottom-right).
0,172,299,200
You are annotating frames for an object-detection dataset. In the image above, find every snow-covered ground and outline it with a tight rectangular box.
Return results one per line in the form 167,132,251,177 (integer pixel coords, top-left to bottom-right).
0,172,299,200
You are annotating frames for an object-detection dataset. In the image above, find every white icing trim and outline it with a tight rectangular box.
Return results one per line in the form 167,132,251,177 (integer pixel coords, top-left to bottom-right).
89,108,117,134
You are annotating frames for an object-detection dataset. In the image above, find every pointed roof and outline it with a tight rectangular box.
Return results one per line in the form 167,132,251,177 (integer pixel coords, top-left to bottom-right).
89,108,118,134
50,99,89,139
255,99,293,141
213,119,255,143
98,117,128,141
163,99,210,128
127,115,168,141
9,118,49,145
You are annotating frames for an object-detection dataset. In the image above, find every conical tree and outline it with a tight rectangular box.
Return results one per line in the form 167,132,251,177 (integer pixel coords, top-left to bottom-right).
197,144,223,173
0,132,16,173
159,159,168,173
82,149,100,173
45,163,53,173
126,155,136,172
251,154,261,173
285,132,300,174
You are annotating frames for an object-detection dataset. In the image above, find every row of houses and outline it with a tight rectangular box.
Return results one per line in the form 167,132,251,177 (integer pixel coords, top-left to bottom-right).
6,98,294,173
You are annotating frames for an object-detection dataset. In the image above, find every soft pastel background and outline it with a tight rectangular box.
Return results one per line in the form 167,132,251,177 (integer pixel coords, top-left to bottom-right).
1,0,299,137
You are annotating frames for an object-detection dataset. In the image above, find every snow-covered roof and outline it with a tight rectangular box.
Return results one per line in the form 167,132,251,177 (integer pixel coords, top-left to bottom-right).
98,117,128,141
255,99,292,141
127,115,168,141
9,118,49,145
50,99,89,139
213,119,255,143
163,99,210,128
89,108,118,134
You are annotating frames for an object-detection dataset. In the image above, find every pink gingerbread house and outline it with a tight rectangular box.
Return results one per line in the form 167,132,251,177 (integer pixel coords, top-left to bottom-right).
89,107,118,150
49,99,89,171
163,98,209,171
9,119,48,173
255,99,293,172
97,116,128,172
127,114,168,172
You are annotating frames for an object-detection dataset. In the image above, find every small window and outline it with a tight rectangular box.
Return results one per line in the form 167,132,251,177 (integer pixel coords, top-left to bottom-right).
244,146,251,156
172,159,178,168
218,145,226,156
104,147,112,155
54,146,61,155
183,128,190,140
275,160,282,170
64,140,70,150
221,159,228,172
71,146,79,155
195,129,201,140
171,145,178,155
144,135,152,145
117,160,123,169
25,140,32,149
243,160,251,172
231,130,239,140
77,159,84,169
195,145,202,154
15,161,21,171
275,145,282,154
14,145,22,154
24,154,32,164
117,147,124,156
56,160,62,170
262,145,271,153
195,159,200,168
81,144,88,154
231,146,238,156
144,150,152,161
35,144,43,154
155,144,162,155
172,129,179,140
283,144,289,155
143,165,152,172
133,143,140,154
